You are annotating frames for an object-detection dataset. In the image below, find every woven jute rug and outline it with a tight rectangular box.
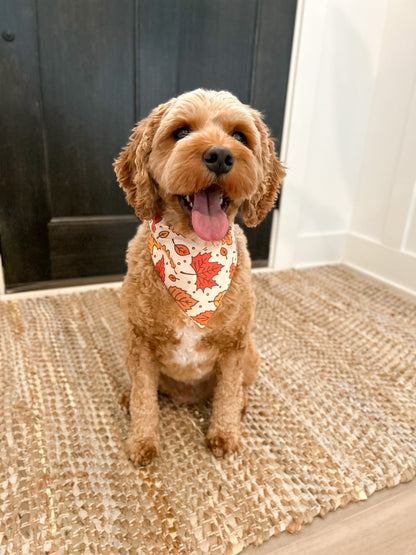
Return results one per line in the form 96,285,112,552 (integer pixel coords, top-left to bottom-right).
1,265,415,554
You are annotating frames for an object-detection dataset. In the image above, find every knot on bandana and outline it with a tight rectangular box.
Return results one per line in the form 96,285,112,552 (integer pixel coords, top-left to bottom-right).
149,216,238,327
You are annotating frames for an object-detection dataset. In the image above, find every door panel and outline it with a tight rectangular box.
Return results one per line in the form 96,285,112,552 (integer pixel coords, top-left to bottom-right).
36,0,135,217
0,0,297,289
251,0,299,141
137,0,182,116
176,0,257,101
48,215,138,279
0,0,50,285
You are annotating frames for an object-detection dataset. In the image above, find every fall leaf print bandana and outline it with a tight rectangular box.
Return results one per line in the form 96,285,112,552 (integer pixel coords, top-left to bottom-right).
149,216,237,328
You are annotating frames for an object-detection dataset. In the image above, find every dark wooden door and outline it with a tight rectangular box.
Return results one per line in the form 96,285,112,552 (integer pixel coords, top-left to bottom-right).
0,0,297,290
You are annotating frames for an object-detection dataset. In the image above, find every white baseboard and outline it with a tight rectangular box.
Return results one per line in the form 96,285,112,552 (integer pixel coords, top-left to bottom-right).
294,231,347,268
345,233,416,297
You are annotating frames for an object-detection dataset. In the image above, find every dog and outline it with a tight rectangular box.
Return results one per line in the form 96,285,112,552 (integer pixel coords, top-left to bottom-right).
114,89,285,465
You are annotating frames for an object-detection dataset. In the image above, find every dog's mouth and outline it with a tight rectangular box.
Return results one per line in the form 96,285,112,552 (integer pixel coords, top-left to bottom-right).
178,184,231,242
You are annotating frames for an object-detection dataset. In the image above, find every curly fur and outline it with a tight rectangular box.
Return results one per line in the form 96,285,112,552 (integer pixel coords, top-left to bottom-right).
114,89,285,465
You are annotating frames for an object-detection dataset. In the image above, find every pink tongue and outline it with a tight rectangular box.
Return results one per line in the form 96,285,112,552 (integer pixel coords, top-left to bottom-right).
191,187,229,241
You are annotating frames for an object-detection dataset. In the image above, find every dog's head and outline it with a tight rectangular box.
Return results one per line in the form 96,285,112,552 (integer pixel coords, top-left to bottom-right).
114,89,286,241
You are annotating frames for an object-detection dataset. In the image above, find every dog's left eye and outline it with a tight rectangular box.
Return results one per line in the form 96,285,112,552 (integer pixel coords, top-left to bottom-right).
173,127,190,140
232,131,247,145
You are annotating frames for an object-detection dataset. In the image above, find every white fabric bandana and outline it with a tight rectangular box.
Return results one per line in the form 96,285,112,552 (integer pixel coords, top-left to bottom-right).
149,216,238,328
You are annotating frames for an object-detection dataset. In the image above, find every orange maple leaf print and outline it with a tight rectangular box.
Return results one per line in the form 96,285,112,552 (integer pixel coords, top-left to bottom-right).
193,310,214,326
190,252,222,291
230,263,236,279
169,286,198,311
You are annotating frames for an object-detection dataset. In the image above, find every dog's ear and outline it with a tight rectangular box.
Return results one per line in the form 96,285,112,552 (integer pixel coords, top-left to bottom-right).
114,99,174,220
241,109,286,227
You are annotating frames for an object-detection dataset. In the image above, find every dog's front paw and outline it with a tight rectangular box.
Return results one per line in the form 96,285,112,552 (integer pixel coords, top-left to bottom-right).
126,433,159,466
206,426,240,458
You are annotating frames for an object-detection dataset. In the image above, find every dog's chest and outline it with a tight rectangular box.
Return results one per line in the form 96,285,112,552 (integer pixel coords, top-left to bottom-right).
171,320,208,369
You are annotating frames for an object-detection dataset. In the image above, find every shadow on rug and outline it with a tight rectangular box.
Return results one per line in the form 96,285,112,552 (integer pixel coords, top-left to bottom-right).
1,265,415,554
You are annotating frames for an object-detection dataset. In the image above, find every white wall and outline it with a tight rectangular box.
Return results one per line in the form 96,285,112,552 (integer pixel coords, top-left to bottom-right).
273,0,416,295
345,0,416,294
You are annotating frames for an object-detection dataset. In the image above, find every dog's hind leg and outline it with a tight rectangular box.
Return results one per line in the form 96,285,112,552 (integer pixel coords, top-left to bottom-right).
238,336,261,416
242,335,261,388
120,385,131,411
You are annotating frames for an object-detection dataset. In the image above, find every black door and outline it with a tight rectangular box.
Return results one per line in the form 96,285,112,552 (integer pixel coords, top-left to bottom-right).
0,0,297,290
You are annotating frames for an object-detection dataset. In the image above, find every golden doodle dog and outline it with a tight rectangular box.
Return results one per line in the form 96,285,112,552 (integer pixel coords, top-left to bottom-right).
114,89,285,465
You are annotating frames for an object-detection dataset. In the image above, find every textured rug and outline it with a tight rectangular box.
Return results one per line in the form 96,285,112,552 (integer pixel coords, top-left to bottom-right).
1,265,415,554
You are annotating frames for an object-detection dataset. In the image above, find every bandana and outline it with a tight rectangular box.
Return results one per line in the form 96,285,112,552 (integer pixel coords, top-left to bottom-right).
149,216,238,327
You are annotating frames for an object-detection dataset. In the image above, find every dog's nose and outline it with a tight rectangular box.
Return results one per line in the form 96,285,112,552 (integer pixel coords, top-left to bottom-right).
203,146,234,175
